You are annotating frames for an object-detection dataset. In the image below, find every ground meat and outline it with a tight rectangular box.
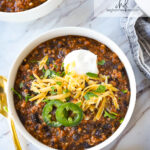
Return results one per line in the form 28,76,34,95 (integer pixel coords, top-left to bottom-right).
14,35,130,150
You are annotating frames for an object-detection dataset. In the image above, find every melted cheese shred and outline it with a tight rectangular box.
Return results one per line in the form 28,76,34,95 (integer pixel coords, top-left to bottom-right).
39,55,48,70
29,60,119,121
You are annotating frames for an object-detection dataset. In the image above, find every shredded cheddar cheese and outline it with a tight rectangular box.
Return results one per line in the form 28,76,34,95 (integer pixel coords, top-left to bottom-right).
29,57,120,121
39,55,48,70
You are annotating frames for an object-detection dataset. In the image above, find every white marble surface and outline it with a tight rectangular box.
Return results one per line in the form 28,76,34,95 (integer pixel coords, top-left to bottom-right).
0,0,150,150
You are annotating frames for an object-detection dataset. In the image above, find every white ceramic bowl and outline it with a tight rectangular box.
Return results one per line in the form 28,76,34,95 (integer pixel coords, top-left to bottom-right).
6,27,136,150
0,0,63,22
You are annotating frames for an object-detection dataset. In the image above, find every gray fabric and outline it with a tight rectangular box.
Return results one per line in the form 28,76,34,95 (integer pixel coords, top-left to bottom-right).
122,9,150,79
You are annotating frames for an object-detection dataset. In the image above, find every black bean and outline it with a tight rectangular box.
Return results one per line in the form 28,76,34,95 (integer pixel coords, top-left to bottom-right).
108,76,113,82
51,141,55,147
85,81,88,87
60,137,66,142
102,124,111,130
31,113,40,123
114,121,120,128
22,61,26,65
38,44,46,49
77,39,83,44
59,50,65,57
82,46,88,50
43,126,49,132
48,57,54,64
60,126,64,130
18,112,26,124
72,126,78,131
94,122,101,128
6,7,12,12
113,65,118,69
66,143,76,150
35,53,39,57
72,134,80,141
23,83,29,89
117,108,121,113
118,91,124,97
103,61,112,68
83,142,91,148
49,44,54,49
123,100,128,107
29,101,34,107
95,129,102,137
34,124,39,131
121,68,126,76
46,132,51,137
85,123,93,131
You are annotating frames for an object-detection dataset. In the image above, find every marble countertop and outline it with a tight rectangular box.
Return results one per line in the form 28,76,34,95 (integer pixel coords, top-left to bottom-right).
0,0,150,150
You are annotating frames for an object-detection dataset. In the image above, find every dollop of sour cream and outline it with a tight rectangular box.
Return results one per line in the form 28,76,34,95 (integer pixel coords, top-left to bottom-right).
64,49,99,75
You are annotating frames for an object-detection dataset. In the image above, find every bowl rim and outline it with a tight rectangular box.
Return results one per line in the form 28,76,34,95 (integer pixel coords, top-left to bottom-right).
6,27,136,150
0,0,64,22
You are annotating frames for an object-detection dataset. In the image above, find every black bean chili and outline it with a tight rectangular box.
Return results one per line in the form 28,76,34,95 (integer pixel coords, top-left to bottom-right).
13,36,130,150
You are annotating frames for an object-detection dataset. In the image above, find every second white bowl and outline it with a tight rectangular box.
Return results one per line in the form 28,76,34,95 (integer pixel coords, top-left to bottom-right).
0,0,63,22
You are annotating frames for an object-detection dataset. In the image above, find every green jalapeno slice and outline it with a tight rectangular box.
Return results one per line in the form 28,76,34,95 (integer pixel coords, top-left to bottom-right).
42,100,63,127
56,102,83,127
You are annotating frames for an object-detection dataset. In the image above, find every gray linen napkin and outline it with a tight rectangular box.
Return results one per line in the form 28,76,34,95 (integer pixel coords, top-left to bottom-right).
121,9,150,79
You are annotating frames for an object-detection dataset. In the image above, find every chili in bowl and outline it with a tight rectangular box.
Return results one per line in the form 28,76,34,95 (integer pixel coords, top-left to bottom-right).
0,0,63,22
7,27,136,150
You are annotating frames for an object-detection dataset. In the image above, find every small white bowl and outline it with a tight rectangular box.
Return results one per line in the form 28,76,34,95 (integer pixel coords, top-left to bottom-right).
6,27,136,150
0,0,63,22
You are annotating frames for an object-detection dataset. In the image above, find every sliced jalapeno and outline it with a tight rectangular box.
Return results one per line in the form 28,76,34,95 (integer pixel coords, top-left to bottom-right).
56,102,83,127
42,100,63,127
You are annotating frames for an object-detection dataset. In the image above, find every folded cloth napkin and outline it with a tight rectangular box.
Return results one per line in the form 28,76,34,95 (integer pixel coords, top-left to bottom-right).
121,8,150,79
